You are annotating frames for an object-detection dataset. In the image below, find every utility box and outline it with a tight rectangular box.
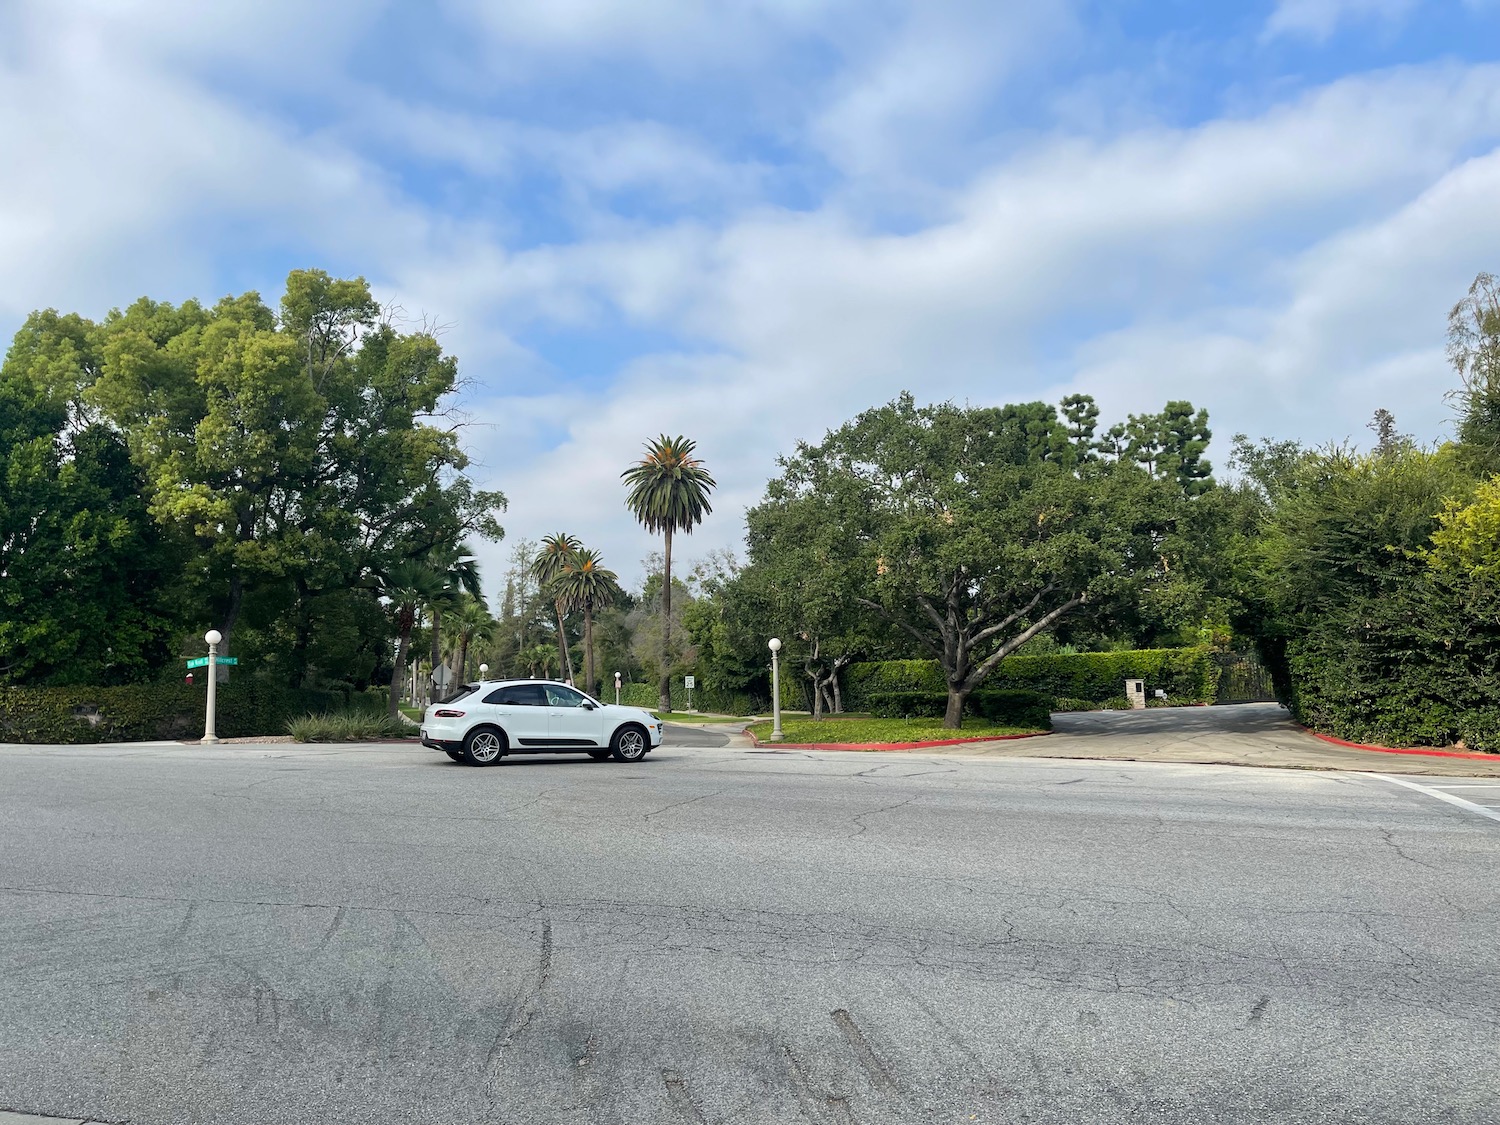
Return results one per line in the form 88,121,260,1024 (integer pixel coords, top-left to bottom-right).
1125,679,1146,710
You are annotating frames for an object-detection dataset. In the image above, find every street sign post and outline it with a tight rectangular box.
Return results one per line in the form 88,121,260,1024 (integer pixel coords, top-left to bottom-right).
684,675,695,712
186,656,237,669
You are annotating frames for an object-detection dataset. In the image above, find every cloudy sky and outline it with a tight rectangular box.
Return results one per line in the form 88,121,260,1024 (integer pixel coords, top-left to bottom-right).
4,0,1500,594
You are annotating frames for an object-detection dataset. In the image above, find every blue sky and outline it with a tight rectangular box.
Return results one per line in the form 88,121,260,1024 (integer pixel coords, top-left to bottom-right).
3,0,1500,592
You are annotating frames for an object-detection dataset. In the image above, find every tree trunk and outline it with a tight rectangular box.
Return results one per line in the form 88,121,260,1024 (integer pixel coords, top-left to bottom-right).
387,626,412,720
831,674,843,714
429,605,443,685
583,604,595,697
807,667,824,719
554,600,574,683
943,688,967,729
659,526,673,713
457,637,470,685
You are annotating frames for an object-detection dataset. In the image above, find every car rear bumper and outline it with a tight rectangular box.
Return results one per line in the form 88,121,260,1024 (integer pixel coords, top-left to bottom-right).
420,730,464,753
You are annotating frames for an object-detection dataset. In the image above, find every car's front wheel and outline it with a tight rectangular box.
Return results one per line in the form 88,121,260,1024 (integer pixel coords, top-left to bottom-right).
463,726,507,766
610,724,648,762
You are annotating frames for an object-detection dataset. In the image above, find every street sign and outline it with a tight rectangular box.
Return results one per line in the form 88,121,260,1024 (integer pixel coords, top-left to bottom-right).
431,663,453,687
216,656,238,666
684,676,695,689
185,656,238,668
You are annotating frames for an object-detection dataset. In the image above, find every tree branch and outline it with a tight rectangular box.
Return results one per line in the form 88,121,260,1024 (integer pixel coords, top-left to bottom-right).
969,584,1055,648
963,594,1085,691
856,597,943,660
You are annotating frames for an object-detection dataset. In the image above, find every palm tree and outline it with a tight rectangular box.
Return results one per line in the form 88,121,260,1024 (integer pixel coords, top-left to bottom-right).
377,561,446,719
523,643,558,679
448,596,497,683
554,547,623,697
621,435,716,712
530,532,581,682
425,542,483,685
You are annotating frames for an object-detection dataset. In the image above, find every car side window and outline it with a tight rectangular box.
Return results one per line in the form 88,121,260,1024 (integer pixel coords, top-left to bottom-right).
485,685,546,706
545,685,589,708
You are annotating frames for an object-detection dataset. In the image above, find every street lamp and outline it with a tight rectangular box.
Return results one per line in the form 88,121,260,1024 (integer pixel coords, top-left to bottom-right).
479,663,489,681
202,629,223,745
768,638,783,742
614,671,622,706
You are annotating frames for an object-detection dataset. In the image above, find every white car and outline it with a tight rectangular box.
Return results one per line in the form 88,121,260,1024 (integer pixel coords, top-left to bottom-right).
420,679,664,766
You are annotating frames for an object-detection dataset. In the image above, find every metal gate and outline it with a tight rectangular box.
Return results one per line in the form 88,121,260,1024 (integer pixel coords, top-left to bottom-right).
1215,652,1278,704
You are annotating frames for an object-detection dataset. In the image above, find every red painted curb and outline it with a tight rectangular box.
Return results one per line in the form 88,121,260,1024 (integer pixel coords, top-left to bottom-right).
1301,728,1498,762
746,729,1051,752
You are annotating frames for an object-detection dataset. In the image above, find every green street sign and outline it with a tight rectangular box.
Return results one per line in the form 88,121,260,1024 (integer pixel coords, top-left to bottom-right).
216,656,238,666
186,657,209,669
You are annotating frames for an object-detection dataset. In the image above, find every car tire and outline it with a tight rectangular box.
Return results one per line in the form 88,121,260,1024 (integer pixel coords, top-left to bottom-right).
445,749,464,762
588,750,611,761
463,726,507,766
610,724,649,762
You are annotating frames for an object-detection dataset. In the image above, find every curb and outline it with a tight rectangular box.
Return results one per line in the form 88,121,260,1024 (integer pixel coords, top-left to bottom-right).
746,729,1051,752
1301,728,1499,763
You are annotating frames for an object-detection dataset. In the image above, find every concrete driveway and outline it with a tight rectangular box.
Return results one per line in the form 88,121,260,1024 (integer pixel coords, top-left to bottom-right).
929,702,1500,777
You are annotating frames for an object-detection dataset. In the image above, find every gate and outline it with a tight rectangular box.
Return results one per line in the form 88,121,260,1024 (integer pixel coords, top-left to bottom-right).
1214,652,1278,704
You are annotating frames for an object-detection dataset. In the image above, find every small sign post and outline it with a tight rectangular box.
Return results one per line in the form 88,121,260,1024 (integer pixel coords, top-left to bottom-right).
684,675,695,712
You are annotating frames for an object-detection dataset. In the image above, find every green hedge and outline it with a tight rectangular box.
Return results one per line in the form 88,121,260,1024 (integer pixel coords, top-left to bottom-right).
617,674,799,716
845,647,1219,710
866,689,1053,730
0,682,378,744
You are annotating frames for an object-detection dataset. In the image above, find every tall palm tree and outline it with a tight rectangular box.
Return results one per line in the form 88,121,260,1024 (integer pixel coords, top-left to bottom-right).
448,596,496,683
621,435,716,712
377,561,445,719
425,542,483,686
555,547,623,697
530,532,581,682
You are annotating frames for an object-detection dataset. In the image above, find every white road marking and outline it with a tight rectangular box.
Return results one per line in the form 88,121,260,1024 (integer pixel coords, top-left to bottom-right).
1366,774,1500,824
1423,783,1500,789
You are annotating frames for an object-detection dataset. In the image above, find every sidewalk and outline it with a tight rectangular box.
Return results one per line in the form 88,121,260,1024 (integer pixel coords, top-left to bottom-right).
740,704,1500,777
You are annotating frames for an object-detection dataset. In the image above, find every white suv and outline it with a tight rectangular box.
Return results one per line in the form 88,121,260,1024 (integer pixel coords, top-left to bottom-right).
420,679,664,766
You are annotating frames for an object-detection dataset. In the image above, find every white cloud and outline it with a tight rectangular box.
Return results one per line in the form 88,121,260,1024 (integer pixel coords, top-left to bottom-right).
1264,0,1421,40
460,63,1500,585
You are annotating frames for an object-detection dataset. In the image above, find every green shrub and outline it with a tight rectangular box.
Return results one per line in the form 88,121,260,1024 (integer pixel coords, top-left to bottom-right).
845,648,1219,710
0,682,369,744
287,712,406,742
865,689,1052,730
618,675,797,715
969,689,1053,729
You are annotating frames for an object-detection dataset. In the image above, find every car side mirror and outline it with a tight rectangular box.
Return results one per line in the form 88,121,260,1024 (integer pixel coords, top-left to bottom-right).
582,702,597,710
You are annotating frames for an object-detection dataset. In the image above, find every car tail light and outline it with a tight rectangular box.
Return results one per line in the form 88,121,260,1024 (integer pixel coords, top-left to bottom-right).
435,709,466,718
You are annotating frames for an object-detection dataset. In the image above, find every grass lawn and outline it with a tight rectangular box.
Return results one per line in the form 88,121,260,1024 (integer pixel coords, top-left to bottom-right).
744,717,1045,744
400,707,423,721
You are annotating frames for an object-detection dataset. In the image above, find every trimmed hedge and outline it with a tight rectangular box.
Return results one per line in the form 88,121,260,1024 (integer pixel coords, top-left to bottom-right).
0,682,379,744
618,674,799,716
845,648,1220,710
866,689,1053,730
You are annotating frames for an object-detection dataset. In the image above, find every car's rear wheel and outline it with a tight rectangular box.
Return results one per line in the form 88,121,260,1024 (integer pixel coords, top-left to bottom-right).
610,724,648,762
588,749,611,761
463,726,507,766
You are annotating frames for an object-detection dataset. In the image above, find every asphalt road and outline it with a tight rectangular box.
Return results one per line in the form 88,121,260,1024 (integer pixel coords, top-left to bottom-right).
2,733,1497,1124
